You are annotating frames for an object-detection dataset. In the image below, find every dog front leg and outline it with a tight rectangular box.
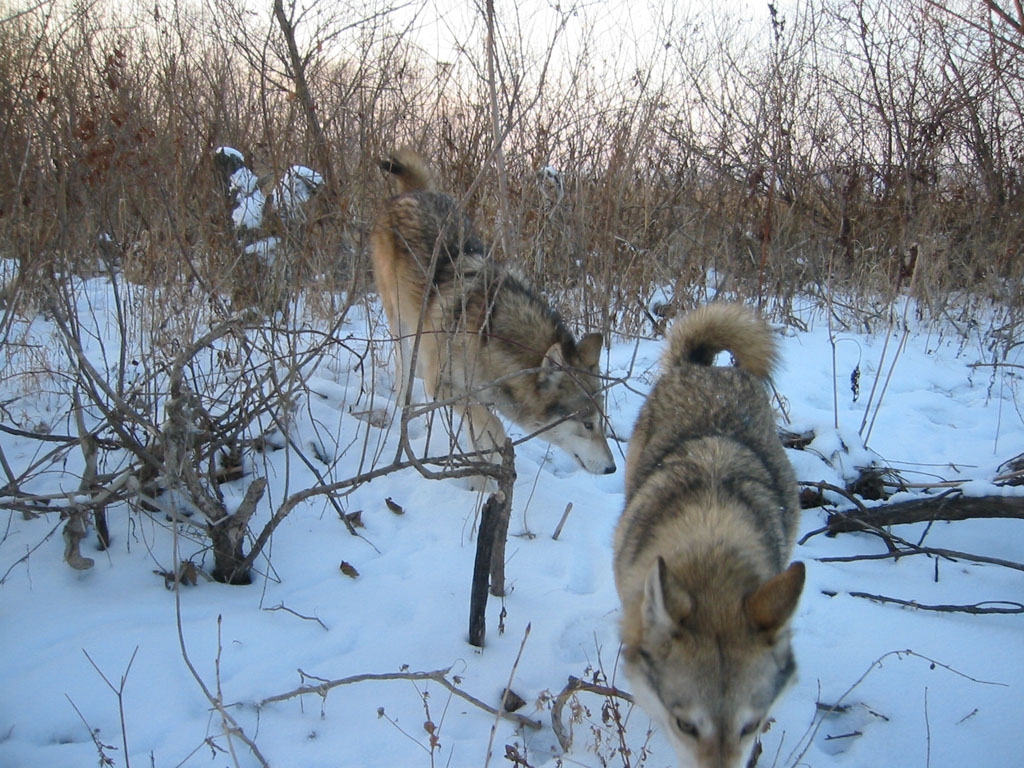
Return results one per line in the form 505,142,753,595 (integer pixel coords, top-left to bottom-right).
394,330,415,407
457,403,507,492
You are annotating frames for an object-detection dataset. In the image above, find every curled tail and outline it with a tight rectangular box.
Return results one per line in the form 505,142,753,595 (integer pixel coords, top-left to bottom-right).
663,303,778,380
379,148,435,194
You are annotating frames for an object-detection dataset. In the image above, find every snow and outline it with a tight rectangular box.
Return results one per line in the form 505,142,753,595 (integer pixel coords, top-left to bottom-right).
243,237,281,267
228,166,266,232
219,149,323,266
1,279,1022,768
272,166,324,220
216,146,245,164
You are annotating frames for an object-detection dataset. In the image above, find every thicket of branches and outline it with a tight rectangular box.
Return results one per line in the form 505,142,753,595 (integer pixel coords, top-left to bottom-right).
0,0,1021,561
1,0,1020,565
1,2,1021,764
0,0,1018,562
1,0,1021,328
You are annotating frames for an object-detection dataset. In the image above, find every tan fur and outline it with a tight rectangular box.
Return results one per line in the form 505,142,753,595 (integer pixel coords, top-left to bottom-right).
379,147,436,194
371,150,615,477
614,302,803,768
661,302,778,380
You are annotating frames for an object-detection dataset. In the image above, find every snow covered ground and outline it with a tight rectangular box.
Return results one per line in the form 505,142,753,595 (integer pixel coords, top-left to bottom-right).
1,278,1022,768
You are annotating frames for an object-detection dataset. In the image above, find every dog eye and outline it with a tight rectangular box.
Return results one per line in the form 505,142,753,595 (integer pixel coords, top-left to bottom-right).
740,719,762,737
582,420,594,431
675,718,699,739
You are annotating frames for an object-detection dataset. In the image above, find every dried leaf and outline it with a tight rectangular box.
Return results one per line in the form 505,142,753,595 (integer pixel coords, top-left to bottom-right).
155,562,203,589
218,443,244,484
179,561,199,586
501,688,526,713
799,486,827,509
505,744,529,766
385,497,404,515
63,516,94,571
339,561,359,578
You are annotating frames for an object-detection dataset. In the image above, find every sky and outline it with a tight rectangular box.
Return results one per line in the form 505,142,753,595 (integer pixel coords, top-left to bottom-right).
388,0,779,75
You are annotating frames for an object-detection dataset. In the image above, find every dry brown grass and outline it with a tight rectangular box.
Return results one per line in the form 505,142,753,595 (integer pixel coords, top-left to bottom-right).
0,0,1021,332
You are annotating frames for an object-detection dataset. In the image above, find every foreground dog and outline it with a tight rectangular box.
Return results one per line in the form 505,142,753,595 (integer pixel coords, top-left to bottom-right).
370,149,615,476
614,303,804,768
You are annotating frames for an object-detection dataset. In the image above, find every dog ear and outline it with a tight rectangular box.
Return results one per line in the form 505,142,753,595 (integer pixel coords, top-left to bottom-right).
576,333,603,368
543,342,567,368
745,561,805,634
538,343,567,389
642,557,692,634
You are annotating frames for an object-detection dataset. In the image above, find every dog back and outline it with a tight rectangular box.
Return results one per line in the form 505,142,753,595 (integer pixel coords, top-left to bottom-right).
620,303,798,570
613,303,803,768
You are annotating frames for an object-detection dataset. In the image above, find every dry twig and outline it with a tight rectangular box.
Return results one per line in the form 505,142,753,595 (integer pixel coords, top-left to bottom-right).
848,592,1024,614
550,675,635,754
257,666,542,731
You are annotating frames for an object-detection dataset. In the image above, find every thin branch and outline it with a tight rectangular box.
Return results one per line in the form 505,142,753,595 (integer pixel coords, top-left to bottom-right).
551,675,635,754
263,603,328,630
257,667,542,731
816,511,1024,573
83,647,139,768
786,649,1006,766
172,513,270,767
483,623,532,768
0,517,64,584
818,545,1024,572
849,592,1024,614
984,0,1024,32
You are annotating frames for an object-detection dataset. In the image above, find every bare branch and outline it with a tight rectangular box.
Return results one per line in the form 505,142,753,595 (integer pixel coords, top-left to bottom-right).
257,666,542,731
826,491,1024,533
551,675,635,754
849,592,1024,614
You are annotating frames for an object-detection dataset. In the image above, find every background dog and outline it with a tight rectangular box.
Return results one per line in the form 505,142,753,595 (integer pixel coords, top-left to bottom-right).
613,302,804,768
370,149,615,477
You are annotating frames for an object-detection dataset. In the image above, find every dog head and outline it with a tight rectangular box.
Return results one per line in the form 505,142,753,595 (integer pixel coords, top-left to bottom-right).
531,333,616,475
625,558,805,768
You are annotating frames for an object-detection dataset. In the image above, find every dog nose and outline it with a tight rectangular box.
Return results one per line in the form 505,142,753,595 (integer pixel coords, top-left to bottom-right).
603,463,616,475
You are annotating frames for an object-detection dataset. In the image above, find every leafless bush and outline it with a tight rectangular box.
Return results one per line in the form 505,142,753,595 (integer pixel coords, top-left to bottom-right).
2,0,1021,326
2,1,1022,764
0,0,1020,571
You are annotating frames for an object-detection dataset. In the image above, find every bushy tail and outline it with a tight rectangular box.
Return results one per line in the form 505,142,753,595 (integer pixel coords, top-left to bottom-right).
663,303,778,380
379,148,434,194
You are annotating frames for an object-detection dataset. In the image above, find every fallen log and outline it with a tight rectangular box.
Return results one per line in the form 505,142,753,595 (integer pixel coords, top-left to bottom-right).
826,490,1024,534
